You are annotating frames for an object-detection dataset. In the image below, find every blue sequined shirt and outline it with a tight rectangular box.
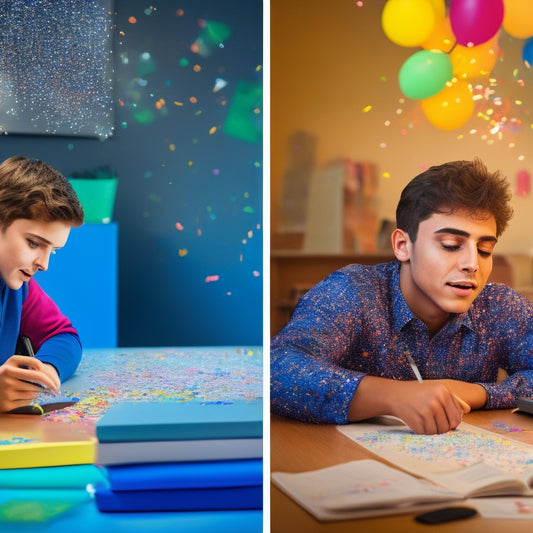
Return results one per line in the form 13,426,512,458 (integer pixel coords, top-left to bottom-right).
271,261,533,424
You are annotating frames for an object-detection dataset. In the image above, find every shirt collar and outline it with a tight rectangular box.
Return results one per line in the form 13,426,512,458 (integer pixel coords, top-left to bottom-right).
390,262,474,333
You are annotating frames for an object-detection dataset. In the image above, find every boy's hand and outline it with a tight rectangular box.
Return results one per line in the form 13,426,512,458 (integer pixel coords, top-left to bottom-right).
0,356,60,412
348,376,465,435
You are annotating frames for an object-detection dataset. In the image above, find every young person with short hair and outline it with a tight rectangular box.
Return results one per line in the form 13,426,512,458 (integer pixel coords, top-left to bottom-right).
271,159,533,435
0,155,84,413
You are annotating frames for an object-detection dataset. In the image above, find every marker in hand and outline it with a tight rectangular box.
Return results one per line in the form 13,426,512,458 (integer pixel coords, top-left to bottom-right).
405,353,470,413
18,335,57,396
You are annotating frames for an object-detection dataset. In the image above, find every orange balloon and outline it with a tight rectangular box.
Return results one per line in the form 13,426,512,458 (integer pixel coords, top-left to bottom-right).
422,80,474,130
503,0,533,39
422,16,455,53
450,35,499,79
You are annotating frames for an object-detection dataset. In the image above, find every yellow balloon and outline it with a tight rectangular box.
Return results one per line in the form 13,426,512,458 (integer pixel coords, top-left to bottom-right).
422,16,455,53
422,80,474,130
451,35,499,79
382,0,436,47
425,0,446,19
503,0,533,39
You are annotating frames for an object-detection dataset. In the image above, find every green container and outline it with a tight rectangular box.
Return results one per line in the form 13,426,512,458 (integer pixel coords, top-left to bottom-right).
69,178,118,224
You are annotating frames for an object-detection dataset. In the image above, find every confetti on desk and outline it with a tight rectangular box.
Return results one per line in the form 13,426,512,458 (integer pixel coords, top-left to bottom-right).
46,347,262,424
339,419,533,478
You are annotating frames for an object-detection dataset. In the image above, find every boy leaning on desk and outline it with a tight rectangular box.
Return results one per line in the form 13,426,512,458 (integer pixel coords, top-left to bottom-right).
271,158,533,435
0,156,84,413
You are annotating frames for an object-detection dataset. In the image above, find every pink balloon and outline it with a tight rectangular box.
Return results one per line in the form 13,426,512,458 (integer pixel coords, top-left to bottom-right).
450,0,504,46
516,170,531,197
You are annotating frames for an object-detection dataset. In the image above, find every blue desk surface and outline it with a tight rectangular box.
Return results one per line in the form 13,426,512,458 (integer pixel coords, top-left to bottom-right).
0,346,263,532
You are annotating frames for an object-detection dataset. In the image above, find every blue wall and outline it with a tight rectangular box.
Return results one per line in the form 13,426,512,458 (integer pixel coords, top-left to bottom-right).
0,1,263,347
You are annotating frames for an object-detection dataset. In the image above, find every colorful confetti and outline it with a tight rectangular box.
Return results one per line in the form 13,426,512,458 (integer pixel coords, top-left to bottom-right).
42,346,263,425
340,420,533,478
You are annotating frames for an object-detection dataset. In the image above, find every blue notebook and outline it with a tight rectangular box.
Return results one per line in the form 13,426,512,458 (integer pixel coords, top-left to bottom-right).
105,459,262,490
0,465,106,489
96,399,263,443
94,484,263,512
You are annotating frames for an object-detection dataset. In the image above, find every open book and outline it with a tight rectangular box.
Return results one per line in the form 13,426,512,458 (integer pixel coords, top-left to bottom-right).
272,458,533,521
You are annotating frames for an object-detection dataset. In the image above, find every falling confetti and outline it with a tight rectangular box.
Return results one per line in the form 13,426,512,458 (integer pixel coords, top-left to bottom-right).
213,77,228,92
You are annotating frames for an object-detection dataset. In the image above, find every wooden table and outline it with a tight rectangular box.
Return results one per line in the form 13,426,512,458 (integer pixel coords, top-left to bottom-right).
270,410,533,532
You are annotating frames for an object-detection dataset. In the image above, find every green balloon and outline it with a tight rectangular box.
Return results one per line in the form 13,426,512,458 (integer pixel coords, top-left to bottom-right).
399,50,453,100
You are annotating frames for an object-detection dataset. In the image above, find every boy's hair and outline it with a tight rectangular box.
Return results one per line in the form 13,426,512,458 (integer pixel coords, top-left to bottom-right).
0,155,84,229
396,158,513,241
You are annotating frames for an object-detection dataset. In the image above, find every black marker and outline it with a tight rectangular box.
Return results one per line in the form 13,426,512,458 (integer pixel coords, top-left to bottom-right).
19,335,55,395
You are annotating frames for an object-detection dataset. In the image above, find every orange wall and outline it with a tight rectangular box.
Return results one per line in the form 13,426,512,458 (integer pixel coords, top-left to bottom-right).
271,0,533,254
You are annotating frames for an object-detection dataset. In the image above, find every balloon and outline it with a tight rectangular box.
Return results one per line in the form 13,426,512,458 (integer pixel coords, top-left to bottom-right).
502,0,533,39
382,0,436,47
451,35,499,79
422,16,455,53
425,0,446,19
399,50,453,99
421,80,474,130
523,38,533,67
450,0,504,46
516,169,531,197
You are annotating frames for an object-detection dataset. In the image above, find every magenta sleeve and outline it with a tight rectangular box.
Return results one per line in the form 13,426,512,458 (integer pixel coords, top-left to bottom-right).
20,279,82,380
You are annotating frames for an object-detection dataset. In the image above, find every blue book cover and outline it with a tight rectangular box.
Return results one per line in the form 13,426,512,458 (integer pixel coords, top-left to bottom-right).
94,484,263,512
96,399,263,443
105,459,262,490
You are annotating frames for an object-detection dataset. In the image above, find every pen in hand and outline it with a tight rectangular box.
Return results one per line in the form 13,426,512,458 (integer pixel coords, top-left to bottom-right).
18,335,57,397
404,352,470,413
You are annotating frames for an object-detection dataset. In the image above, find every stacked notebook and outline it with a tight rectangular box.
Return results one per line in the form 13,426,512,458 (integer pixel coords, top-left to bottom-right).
93,399,263,512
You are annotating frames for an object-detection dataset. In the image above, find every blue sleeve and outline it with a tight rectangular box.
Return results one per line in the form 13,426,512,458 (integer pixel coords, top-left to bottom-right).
270,270,365,424
36,332,82,382
477,289,533,409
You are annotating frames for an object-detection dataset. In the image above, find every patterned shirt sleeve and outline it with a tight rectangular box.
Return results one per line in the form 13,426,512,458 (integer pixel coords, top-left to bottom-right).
271,261,533,423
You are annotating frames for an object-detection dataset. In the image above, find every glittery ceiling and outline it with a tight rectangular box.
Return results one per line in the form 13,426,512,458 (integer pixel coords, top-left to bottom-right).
0,0,114,138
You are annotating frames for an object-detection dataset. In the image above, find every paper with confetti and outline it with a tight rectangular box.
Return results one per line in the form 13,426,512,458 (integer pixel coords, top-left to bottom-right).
338,418,533,478
467,497,533,519
44,346,263,425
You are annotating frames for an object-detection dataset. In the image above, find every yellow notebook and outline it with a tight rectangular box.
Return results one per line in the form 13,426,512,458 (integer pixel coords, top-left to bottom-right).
0,416,96,469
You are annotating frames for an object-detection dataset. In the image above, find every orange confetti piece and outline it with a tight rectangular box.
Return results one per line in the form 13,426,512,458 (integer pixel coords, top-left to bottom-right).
178,249,188,257
175,222,184,230
189,96,198,104
209,126,217,135
128,16,137,24
205,275,219,283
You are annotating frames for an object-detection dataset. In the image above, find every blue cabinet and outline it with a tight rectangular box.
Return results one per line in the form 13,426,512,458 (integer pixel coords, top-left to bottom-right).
34,223,118,348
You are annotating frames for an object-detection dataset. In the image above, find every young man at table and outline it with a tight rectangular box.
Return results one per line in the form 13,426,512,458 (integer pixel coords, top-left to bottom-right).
271,159,533,435
0,156,84,413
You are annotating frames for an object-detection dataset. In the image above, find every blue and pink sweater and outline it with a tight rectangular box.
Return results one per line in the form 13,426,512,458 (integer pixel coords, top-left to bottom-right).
0,278,81,381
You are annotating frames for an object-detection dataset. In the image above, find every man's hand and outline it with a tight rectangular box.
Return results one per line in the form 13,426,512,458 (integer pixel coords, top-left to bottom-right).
0,356,60,412
348,375,466,435
432,379,487,410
